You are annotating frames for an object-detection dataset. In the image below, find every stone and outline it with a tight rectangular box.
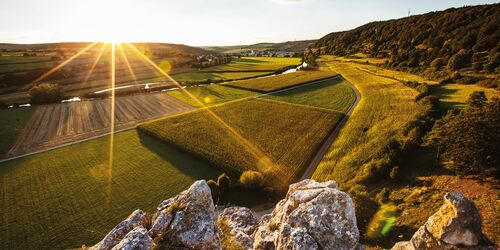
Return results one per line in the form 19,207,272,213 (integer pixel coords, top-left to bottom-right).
111,226,152,250
156,180,221,250
253,179,359,250
391,192,496,250
217,207,259,249
90,209,145,250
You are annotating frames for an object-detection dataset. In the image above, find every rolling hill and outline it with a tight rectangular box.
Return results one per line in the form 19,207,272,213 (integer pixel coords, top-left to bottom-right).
309,4,499,80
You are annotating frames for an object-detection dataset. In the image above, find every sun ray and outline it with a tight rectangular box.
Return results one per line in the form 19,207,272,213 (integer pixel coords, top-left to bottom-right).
124,43,288,185
29,42,98,88
117,43,139,86
106,43,116,208
81,43,107,86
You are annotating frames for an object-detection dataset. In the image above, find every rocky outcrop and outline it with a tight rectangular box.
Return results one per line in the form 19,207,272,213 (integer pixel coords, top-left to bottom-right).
89,180,220,250
253,179,360,250
392,192,495,250
88,179,495,250
217,207,259,249
90,209,145,250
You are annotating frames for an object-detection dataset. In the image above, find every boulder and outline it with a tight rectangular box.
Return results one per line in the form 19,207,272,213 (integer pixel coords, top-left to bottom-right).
391,192,495,250
90,209,145,250
217,207,259,249
111,226,152,250
253,179,360,250
153,180,221,250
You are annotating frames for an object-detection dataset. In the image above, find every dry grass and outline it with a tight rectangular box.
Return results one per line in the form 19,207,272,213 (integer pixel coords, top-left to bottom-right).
139,98,344,185
312,57,426,186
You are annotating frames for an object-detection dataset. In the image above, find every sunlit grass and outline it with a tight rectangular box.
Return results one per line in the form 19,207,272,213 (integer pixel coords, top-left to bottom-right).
312,58,425,186
0,129,220,250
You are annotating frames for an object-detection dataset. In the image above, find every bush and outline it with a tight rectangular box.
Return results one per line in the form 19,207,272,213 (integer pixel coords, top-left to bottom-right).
30,83,62,104
447,51,471,71
217,173,231,193
239,171,266,189
389,166,400,180
207,179,218,200
467,91,487,108
431,58,446,70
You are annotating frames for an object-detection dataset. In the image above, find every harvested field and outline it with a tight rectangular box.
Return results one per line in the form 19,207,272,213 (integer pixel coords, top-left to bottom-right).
6,93,194,157
139,98,344,186
223,70,337,92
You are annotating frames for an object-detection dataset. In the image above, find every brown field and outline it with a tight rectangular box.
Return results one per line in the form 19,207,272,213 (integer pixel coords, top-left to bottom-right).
6,93,194,157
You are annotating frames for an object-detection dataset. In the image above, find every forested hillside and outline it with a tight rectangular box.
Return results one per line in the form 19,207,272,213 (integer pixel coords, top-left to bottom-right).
310,4,499,80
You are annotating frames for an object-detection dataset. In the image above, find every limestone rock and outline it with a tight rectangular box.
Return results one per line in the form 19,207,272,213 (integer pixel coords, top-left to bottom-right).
253,179,360,250
391,192,496,250
155,180,221,250
111,226,152,250
217,207,259,249
90,209,145,250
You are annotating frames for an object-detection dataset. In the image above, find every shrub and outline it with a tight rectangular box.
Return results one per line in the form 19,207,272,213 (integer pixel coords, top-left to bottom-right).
30,83,62,104
389,166,400,180
447,51,471,71
239,171,266,189
217,173,231,193
467,91,487,108
207,179,219,201
476,79,497,88
375,188,390,204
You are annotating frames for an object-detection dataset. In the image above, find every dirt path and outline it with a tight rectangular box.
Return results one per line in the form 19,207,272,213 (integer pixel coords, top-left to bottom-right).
253,72,361,217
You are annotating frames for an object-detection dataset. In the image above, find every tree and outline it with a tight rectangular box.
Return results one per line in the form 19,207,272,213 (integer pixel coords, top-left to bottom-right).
239,171,266,189
30,83,62,104
431,58,446,70
424,99,500,178
447,50,471,71
467,91,487,108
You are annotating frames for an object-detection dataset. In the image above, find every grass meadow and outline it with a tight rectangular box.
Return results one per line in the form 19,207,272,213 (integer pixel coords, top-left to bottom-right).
139,98,344,186
0,129,220,250
312,58,426,186
265,76,356,112
0,107,34,157
223,70,337,92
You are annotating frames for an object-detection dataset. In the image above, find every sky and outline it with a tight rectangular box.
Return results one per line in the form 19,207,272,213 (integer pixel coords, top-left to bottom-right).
0,0,497,46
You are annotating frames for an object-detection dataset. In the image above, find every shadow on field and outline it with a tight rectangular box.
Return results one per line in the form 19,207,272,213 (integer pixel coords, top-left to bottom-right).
137,130,221,180
429,84,461,109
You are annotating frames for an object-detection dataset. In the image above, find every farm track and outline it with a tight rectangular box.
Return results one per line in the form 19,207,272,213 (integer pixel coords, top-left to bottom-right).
253,71,360,217
5,93,194,158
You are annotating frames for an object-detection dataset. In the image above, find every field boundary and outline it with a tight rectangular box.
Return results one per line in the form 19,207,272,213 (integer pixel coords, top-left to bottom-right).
222,74,340,93
0,74,346,163
300,74,360,179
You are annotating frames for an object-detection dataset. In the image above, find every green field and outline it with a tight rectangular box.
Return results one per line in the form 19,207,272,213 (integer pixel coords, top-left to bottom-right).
0,107,34,157
172,71,270,82
223,70,337,92
139,98,344,186
167,84,259,107
0,129,220,250
312,58,426,186
265,76,356,112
